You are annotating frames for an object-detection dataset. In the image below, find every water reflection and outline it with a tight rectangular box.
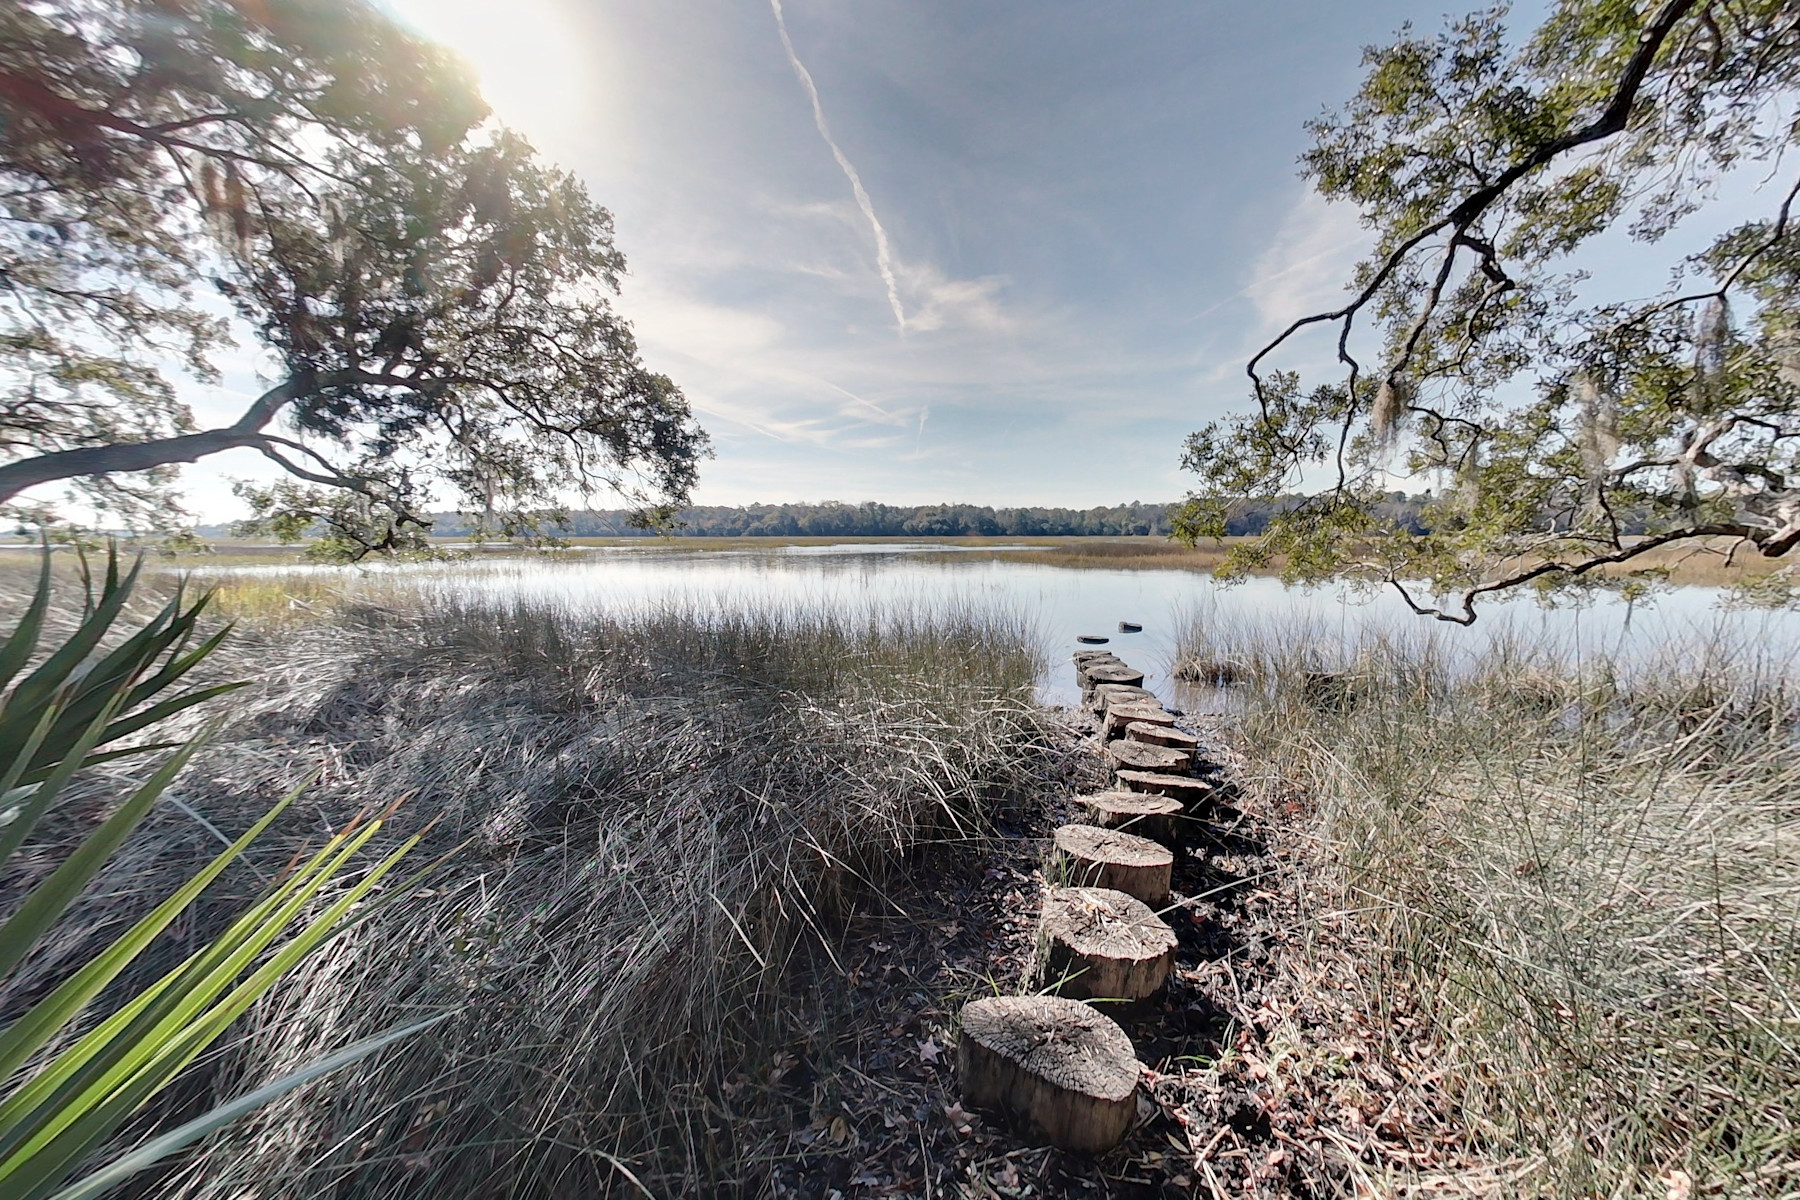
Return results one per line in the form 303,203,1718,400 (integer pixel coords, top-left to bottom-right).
200,543,1800,708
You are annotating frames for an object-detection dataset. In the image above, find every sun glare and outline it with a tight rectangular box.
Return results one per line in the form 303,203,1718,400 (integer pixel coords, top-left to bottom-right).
377,0,608,159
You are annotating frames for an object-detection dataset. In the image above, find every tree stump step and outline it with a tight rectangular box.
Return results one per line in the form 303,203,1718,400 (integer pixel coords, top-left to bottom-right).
1104,739,1191,774
1126,722,1200,753
1116,769,1214,807
1053,823,1172,906
1040,886,1177,1000
957,995,1141,1153
1089,684,1154,715
1073,656,1120,685
1102,702,1174,741
1073,791,1187,846
1083,662,1146,688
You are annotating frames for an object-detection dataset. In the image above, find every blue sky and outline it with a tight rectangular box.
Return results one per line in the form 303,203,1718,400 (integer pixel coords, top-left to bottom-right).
182,0,1507,516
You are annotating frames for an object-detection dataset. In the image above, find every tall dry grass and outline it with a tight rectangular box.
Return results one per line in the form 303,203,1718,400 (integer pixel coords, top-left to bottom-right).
1,568,1059,1198
1178,611,1800,1195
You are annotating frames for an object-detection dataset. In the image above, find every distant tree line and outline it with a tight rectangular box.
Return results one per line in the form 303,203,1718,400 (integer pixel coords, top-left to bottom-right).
419,495,1434,539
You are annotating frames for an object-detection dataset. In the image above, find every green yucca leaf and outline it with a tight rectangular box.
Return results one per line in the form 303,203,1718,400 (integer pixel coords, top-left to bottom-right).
0,733,198,981
41,1013,449,1200
0,787,303,1085
0,832,422,1199
0,815,380,1154
0,555,52,695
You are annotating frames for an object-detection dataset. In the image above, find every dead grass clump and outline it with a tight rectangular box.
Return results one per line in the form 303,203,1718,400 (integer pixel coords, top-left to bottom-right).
1178,613,1800,1195
11,590,1056,1198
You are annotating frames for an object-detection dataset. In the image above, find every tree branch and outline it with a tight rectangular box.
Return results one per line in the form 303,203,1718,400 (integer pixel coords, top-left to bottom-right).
0,373,311,504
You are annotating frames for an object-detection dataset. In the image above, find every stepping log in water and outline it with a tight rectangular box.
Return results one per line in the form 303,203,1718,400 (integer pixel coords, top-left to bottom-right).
1083,662,1147,689
1074,790,1187,847
1075,635,1111,645
1116,769,1214,807
1126,722,1200,755
1118,621,1144,633
1073,656,1122,686
1072,648,1116,663
1040,886,1177,1001
957,995,1142,1153
1102,702,1175,741
1089,683,1154,715
1053,823,1172,906
1105,739,1191,775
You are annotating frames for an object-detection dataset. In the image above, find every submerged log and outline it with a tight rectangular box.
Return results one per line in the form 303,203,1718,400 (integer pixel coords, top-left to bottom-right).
1116,769,1213,807
1102,702,1174,741
957,995,1141,1153
1053,823,1172,906
1083,662,1146,688
1104,739,1191,774
1073,790,1186,847
1040,887,1177,1001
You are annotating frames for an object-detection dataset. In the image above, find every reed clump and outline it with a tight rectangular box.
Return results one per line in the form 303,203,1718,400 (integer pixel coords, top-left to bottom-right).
7,577,1055,1198
1179,611,1800,1195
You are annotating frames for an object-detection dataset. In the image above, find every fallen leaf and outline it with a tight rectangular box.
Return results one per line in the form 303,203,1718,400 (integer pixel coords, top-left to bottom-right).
828,1115,851,1145
917,1038,942,1065
943,1102,975,1134
1664,1170,1694,1200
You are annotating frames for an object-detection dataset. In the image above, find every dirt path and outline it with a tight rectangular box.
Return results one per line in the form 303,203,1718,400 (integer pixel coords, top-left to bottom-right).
743,701,1471,1200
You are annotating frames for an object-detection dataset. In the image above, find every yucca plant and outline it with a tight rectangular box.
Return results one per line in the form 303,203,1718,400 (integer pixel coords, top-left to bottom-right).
0,549,438,1200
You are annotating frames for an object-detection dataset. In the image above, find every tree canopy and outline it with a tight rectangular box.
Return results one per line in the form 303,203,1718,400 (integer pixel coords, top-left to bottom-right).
0,0,707,555
1176,0,1800,621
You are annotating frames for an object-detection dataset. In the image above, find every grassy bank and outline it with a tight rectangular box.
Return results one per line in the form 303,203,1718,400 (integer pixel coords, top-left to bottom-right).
1178,614,1800,1194
2,571,1061,1197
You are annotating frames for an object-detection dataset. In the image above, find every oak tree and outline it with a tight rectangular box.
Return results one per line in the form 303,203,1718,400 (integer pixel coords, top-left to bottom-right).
1177,0,1800,620
0,0,707,554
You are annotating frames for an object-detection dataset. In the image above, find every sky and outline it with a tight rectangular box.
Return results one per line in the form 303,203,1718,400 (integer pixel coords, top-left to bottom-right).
177,0,1505,517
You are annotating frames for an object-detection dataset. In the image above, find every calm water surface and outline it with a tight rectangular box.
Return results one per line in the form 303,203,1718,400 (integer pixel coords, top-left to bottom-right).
224,543,1800,708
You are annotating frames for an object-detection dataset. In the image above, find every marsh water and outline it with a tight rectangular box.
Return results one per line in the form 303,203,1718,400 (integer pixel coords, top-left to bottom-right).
216,542,1800,708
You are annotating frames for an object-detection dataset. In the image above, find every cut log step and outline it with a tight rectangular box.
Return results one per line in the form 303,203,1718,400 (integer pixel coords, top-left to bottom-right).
1053,823,1172,906
1040,886,1177,1001
1126,722,1200,754
1072,649,1115,664
1089,683,1154,715
1102,702,1174,741
1075,635,1111,645
1073,791,1187,847
1073,656,1123,686
1105,739,1191,774
1116,769,1214,807
957,995,1141,1153
1083,662,1146,688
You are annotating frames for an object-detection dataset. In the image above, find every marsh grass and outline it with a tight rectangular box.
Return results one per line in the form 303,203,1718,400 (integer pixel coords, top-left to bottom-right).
1179,611,1800,1194
1,573,1057,1198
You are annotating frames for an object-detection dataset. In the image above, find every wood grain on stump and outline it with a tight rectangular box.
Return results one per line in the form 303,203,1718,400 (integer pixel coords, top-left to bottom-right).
1089,683,1154,714
1072,649,1115,664
1074,790,1186,846
1125,722,1200,753
1053,823,1172,906
957,995,1141,1153
1105,739,1191,774
1116,769,1214,807
1102,702,1174,741
1040,887,1177,1001
1083,662,1146,688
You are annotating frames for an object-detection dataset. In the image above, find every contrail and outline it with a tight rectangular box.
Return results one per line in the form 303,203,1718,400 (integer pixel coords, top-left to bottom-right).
769,0,907,331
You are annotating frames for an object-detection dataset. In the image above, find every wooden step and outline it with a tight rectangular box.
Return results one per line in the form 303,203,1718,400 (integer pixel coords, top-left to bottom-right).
1039,886,1177,1001
957,995,1141,1153
1116,769,1214,807
1053,823,1172,906
1073,790,1186,847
